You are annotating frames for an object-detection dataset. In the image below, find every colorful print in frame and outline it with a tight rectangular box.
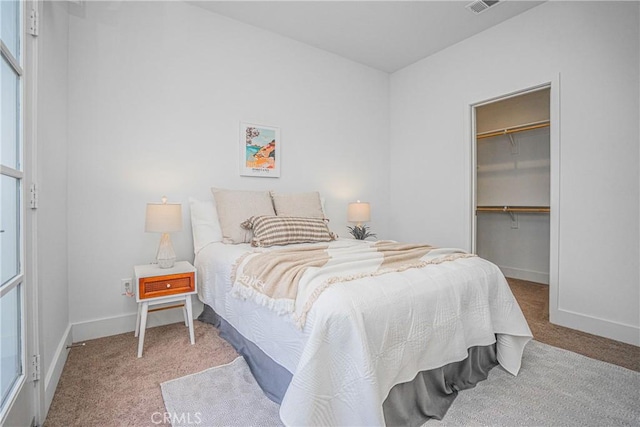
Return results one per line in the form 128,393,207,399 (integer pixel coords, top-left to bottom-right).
240,122,281,177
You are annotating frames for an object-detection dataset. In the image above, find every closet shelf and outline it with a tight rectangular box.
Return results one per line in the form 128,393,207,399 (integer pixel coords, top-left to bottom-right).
476,206,550,214
476,120,550,140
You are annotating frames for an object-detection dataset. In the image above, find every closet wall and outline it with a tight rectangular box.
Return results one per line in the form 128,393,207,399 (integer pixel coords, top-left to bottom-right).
476,88,551,284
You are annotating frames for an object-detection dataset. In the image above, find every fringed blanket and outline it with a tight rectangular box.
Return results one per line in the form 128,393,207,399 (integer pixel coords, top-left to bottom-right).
231,240,476,328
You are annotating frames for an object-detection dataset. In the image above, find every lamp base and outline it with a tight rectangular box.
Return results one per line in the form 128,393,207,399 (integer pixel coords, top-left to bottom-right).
156,233,176,269
157,258,176,269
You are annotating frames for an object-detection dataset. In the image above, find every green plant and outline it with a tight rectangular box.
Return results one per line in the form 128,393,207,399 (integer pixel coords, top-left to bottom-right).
347,224,376,240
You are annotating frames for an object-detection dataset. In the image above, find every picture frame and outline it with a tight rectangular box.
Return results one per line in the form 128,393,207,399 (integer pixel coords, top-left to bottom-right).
239,122,281,178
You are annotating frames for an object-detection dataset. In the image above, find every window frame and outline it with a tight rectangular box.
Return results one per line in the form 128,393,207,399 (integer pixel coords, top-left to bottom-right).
0,0,27,421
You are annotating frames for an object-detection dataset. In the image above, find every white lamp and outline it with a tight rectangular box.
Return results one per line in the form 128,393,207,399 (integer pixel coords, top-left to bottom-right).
145,196,182,268
347,200,371,226
347,200,375,240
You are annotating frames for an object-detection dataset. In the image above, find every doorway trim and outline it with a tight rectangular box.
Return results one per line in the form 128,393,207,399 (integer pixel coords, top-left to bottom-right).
467,75,561,325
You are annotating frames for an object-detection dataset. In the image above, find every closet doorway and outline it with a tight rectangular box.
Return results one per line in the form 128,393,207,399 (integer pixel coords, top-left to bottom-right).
472,87,551,286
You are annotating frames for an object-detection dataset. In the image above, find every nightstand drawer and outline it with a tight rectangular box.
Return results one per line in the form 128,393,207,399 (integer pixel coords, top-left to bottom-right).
138,272,195,299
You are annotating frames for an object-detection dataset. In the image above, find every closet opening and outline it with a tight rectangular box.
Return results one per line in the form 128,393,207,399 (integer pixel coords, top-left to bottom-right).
472,87,551,289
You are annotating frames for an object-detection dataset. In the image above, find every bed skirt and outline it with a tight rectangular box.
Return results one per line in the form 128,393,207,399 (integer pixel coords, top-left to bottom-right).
199,304,498,426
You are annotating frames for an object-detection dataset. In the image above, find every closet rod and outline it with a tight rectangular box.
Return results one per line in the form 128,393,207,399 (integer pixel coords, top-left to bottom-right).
476,206,550,214
476,120,550,140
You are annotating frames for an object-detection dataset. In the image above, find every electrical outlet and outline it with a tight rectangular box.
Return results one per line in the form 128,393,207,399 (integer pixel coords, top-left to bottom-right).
121,278,133,297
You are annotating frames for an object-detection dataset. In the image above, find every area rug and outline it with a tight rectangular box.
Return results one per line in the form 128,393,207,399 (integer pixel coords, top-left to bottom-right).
435,340,640,426
161,341,640,427
161,357,282,427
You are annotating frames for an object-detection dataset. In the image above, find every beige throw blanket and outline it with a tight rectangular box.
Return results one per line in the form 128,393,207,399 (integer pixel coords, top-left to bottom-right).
231,240,475,328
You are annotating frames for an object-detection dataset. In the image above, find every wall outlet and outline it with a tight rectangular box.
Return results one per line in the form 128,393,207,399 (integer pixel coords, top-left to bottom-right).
121,278,133,297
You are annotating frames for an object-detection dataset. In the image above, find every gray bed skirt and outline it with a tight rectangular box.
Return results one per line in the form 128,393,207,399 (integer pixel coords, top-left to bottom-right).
198,304,498,426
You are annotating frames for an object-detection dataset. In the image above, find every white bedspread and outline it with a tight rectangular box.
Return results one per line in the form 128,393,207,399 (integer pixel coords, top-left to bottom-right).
196,240,532,426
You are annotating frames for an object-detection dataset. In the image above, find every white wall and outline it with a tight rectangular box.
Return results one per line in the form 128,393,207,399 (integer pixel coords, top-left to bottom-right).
477,128,550,207
37,0,72,415
65,1,390,337
477,213,551,284
390,1,639,345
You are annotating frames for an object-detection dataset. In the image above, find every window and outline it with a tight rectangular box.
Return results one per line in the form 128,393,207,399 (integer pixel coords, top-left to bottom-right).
0,0,24,416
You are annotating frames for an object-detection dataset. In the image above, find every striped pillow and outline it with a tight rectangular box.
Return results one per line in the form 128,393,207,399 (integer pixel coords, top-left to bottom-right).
241,216,336,247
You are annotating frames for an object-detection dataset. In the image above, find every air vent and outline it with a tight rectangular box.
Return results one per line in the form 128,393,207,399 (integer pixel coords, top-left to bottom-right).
466,0,500,15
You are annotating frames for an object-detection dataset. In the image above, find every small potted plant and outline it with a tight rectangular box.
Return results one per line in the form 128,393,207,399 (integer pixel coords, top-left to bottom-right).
348,224,376,240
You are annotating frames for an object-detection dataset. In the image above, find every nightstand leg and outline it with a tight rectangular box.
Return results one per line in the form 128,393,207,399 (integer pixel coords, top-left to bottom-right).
182,305,188,327
185,295,195,345
134,303,142,337
137,302,149,358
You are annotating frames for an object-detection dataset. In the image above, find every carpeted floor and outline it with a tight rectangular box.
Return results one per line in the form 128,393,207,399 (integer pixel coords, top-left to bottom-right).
43,321,239,427
508,278,639,371
43,279,639,426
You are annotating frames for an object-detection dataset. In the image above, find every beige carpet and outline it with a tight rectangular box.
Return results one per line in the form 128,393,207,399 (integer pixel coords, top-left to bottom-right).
44,321,239,427
44,280,639,426
508,278,639,372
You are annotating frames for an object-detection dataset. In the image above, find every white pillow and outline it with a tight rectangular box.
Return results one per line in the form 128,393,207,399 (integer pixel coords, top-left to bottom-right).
189,197,223,254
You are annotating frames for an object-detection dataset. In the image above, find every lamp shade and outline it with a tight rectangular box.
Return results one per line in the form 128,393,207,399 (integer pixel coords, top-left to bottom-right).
145,202,183,233
347,201,370,223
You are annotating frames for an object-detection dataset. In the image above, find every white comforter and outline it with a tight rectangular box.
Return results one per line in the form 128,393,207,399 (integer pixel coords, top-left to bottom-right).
196,240,532,426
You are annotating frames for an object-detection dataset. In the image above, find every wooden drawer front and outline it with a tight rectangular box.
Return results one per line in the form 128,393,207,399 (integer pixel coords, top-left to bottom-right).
139,272,195,299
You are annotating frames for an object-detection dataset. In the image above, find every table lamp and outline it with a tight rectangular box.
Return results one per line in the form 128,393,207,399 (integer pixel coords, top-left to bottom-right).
145,196,182,268
347,200,376,240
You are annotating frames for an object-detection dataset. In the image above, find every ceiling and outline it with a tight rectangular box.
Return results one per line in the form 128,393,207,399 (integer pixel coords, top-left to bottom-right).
191,1,544,73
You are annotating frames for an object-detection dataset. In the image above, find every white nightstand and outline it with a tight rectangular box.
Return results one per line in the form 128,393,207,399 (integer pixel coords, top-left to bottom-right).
134,261,197,358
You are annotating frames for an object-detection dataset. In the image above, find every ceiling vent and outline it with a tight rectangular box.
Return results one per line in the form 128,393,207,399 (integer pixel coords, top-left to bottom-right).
466,0,501,15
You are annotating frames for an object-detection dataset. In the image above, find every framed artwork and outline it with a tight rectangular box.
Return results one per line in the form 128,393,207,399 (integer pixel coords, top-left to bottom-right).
240,122,281,177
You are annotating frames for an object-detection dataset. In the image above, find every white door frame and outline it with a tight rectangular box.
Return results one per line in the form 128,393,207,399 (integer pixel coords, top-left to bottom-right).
26,0,44,423
467,75,561,325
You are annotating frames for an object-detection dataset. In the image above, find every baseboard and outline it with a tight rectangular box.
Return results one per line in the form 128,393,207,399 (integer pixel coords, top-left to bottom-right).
551,307,640,346
44,323,72,417
71,299,204,342
499,265,549,285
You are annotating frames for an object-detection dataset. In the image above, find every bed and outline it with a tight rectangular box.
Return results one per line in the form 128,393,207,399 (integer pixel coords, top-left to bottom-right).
190,191,533,426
